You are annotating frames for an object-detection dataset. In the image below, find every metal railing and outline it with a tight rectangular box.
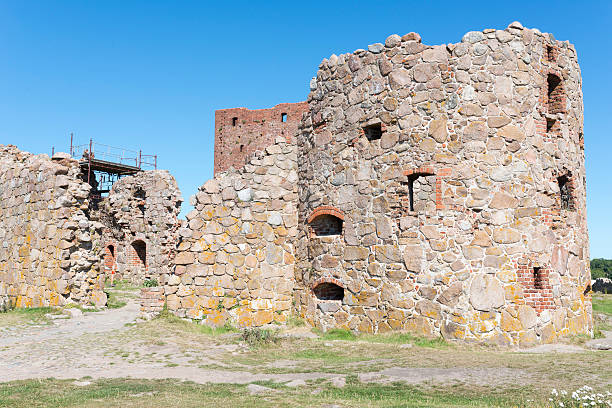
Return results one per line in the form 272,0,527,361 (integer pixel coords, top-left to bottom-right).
67,134,157,170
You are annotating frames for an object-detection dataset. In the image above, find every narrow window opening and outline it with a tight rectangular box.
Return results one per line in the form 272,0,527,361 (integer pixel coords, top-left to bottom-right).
104,245,116,273
533,267,544,290
406,173,435,212
363,123,382,141
132,240,146,267
134,187,145,215
240,144,244,152
310,214,343,236
546,118,557,136
547,74,563,114
232,117,238,126
557,175,573,210
281,113,287,123
314,282,344,301
546,45,555,63
408,177,415,212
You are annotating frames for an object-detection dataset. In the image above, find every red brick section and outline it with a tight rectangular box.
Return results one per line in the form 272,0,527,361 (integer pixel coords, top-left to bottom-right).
308,206,345,237
128,240,147,270
516,258,555,314
103,244,116,274
311,277,344,291
403,166,453,211
140,287,164,315
214,101,308,174
404,166,435,178
307,206,345,223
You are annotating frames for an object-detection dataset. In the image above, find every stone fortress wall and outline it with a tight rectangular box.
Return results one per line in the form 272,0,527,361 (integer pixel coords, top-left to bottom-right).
166,137,298,327
0,22,593,346
214,102,308,174
294,22,590,346
0,145,106,309
97,171,182,284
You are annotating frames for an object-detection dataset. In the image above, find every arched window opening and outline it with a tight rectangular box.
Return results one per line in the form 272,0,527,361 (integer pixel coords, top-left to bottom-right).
131,240,146,267
547,74,564,114
310,214,343,236
232,117,238,126
313,282,344,301
104,245,116,273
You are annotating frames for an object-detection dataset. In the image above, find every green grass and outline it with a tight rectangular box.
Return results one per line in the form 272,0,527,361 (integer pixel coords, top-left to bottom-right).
155,309,238,336
104,291,127,309
592,294,612,316
0,307,58,327
285,315,305,328
104,279,141,291
319,328,356,341
0,377,540,408
64,303,100,313
318,328,448,348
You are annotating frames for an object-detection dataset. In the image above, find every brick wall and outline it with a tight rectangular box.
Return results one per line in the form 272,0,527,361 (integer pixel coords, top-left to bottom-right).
214,102,307,174
516,260,555,313
140,287,164,318
103,245,116,274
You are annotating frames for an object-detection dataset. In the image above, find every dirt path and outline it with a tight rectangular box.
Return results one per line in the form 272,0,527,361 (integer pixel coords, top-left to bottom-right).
0,295,608,388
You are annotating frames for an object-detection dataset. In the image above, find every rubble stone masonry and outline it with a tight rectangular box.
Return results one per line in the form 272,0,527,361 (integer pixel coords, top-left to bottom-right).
167,137,298,326
0,22,592,347
0,145,106,308
97,171,182,284
295,22,590,346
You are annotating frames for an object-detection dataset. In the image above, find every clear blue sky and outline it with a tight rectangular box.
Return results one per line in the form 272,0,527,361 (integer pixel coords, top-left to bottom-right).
0,1,610,258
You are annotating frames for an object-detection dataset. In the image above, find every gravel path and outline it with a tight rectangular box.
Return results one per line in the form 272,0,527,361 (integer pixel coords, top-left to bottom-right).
3,297,604,386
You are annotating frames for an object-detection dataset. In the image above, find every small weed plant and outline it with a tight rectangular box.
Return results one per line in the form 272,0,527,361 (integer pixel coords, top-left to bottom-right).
143,279,158,288
0,297,15,313
240,328,281,347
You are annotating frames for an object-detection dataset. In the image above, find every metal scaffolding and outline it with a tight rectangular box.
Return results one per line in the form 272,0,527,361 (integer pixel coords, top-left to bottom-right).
59,133,158,197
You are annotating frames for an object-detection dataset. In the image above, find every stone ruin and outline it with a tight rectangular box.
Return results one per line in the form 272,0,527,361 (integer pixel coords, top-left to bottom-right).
0,22,593,346
97,171,182,284
0,146,106,308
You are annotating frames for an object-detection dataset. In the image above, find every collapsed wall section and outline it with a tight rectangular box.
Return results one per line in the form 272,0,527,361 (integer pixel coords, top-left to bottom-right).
0,145,106,308
167,137,298,326
214,102,307,174
97,170,182,284
296,22,589,346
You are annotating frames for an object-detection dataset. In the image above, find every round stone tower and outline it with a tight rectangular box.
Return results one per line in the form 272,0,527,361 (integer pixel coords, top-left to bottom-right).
295,22,590,346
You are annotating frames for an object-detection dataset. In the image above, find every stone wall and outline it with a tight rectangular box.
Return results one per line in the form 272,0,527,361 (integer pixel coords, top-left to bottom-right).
167,137,298,326
214,102,307,174
97,170,182,284
0,145,106,308
295,22,591,346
